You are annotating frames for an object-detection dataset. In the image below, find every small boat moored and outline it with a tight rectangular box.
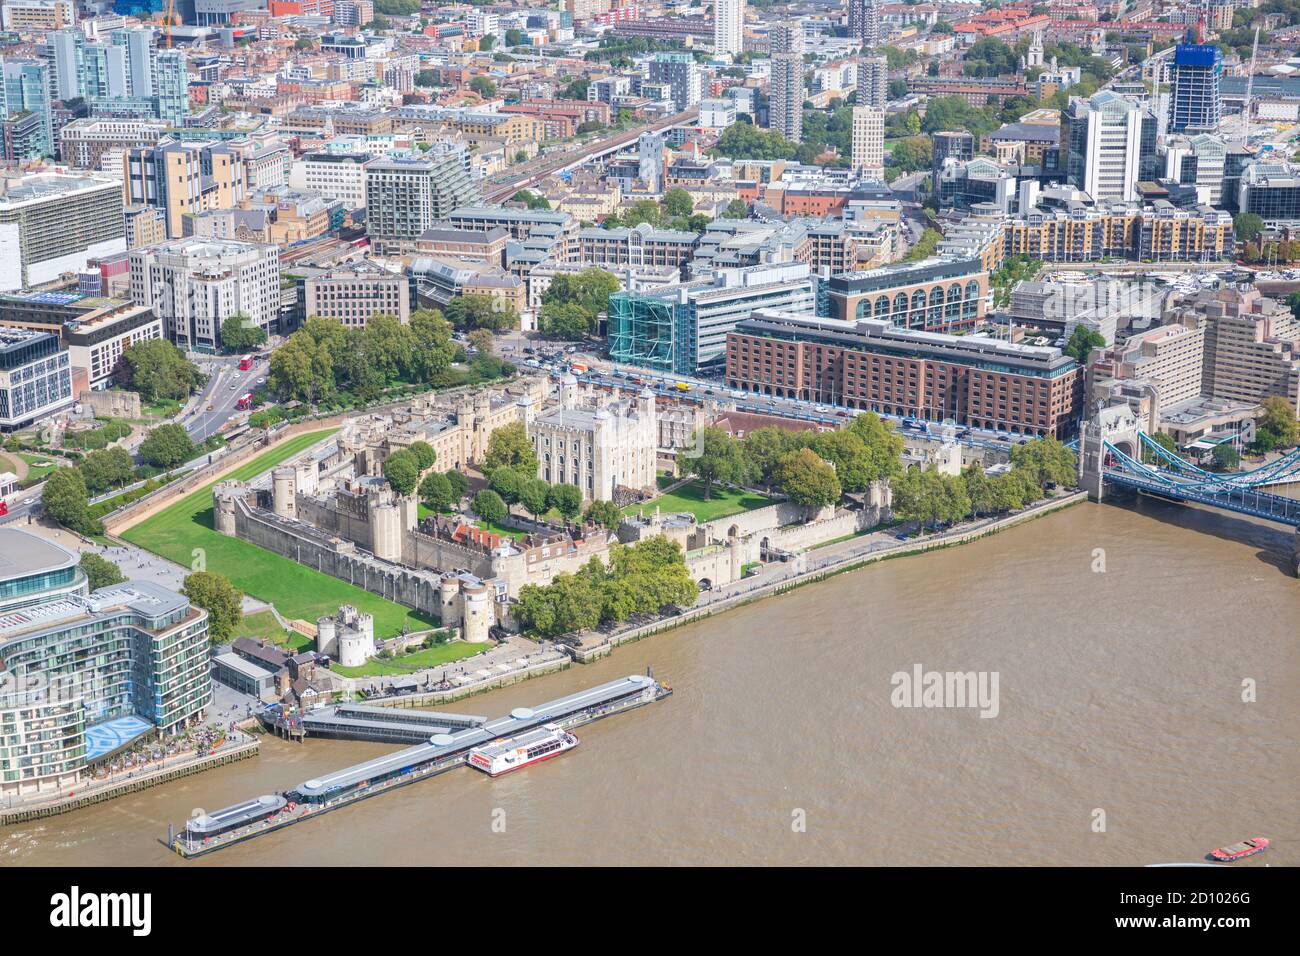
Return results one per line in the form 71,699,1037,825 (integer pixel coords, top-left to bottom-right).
1208,838,1269,862
468,724,578,777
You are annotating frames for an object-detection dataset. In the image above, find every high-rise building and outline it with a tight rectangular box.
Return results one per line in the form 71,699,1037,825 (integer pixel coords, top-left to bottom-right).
857,55,888,109
931,130,975,180
851,106,884,178
124,140,247,238
1,58,54,158
364,155,481,255
848,0,881,47
1237,161,1300,224
1064,91,1158,203
769,23,804,144
0,171,124,292
0,0,75,32
0,529,212,801
39,27,83,102
648,53,701,111
1168,42,1222,134
128,237,280,350
0,327,73,428
714,0,744,60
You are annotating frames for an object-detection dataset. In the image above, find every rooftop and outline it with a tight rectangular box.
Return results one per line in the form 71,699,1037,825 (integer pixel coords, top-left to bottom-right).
0,528,78,581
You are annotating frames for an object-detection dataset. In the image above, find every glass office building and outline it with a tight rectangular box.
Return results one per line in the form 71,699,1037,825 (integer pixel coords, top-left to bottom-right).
0,529,211,799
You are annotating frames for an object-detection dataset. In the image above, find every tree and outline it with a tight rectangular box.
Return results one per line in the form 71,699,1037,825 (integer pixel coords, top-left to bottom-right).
538,301,593,339
469,75,497,98
504,28,525,47
139,423,195,469
712,119,799,160
584,499,622,529
891,465,972,530
472,489,508,525
512,189,551,210
219,313,267,352
1141,430,1179,465
1234,212,1264,245
488,466,524,504
1212,443,1241,472
419,472,455,512
1254,395,1299,451
408,309,457,385
810,429,879,493
484,421,540,477
686,427,749,499
1010,437,1078,491
468,328,494,355
42,467,94,533
80,552,125,591
444,469,469,501
518,478,551,519
846,412,905,483
182,571,243,643
80,446,133,494
723,198,749,219
774,448,842,510
1064,325,1106,363
121,339,202,403
408,440,437,472
743,426,806,489
444,293,517,332
662,187,694,219
548,483,583,523
383,449,420,496
904,227,942,261
963,464,999,518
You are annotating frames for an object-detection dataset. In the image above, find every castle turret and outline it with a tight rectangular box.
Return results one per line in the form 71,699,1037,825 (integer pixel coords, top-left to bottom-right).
460,581,492,643
272,467,296,519
316,614,338,657
212,482,246,536
439,574,462,628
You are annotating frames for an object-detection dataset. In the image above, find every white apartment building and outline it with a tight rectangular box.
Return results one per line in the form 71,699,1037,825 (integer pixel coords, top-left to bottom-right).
128,238,280,352
289,151,371,209
62,302,163,390
714,0,744,59
851,106,885,178
0,172,125,293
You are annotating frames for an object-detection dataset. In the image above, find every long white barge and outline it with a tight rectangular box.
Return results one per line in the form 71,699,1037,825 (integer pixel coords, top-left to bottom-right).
168,673,671,858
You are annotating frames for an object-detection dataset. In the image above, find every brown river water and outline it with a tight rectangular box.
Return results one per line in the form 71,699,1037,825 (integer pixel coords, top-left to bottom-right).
5,497,1297,866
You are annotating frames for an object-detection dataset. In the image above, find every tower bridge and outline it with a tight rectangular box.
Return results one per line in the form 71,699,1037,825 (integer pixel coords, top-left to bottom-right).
1080,406,1300,575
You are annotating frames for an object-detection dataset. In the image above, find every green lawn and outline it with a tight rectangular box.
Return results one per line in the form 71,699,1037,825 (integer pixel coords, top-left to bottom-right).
236,609,314,652
19,453,61,482
330,641,487,678
122,429,437,638
623,478,773,523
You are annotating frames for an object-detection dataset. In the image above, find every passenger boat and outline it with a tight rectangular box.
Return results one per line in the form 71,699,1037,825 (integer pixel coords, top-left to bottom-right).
467,724,578,777
1209,838,1269,862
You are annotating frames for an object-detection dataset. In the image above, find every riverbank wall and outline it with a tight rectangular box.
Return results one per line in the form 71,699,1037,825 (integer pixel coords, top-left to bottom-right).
569,492,1088,663
0,739,260,826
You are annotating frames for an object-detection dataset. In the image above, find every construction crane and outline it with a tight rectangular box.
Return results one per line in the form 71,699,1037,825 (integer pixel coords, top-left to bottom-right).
165,0,175,49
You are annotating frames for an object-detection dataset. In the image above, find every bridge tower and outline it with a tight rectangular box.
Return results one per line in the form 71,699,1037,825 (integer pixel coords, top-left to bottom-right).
1080,406,1141,502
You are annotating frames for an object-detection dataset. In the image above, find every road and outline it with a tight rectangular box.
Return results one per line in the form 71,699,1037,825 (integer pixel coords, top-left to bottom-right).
182,353,270,442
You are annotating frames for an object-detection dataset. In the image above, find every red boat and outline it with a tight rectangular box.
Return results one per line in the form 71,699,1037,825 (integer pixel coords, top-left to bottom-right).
1209,838,1269,862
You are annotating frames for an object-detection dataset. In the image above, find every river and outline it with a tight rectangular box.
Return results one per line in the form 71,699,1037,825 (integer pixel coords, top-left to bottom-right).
5,497,1296,866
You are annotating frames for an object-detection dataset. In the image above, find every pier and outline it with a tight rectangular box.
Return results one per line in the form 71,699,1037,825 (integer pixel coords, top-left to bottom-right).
167,673,671,858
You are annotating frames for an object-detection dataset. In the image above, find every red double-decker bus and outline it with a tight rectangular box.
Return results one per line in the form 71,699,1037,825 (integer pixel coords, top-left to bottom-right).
238,354,254,371
235,393,254,411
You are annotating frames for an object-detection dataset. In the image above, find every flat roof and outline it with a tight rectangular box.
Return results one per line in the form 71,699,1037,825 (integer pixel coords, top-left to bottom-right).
0,528,79,581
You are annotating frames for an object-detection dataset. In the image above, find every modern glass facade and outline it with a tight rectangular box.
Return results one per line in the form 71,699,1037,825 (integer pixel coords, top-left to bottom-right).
1168,44,1223,134
0,531,211,797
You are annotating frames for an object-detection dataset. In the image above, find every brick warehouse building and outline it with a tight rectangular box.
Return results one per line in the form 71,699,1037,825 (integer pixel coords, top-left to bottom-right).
726,310,1084,437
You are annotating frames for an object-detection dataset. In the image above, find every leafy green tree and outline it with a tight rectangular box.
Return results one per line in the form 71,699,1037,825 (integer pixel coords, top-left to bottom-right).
80,446,133,494
1064,325,1106,363
519,478,552,519
662,187,694,219
408,309,457,385
419,472,455,512
712,118,799,160
723,198,749,219
538,301,593,339
686,427,749,499
488,466,524,504
773,448,842,510
1010,437,1078,491
219,313,267,352
1254,395,1299,451
846,412,905,483
472,489,508,524
383,449,420,496
1233,212,1264,244
408,440,437,472
1141,430,1179,465
43,467,95,534
963,464,999,518
444,469,469,501
810,430,879,493
470,75,497,98
182,570,243,643
484,421,539,477
1212,444,1241,471
139,423,195,469
548,483,583,523
121,339,202,403
444,293,517,332
904,227,942,261
743,426,806,489
80,552,125,591
583,499,622,529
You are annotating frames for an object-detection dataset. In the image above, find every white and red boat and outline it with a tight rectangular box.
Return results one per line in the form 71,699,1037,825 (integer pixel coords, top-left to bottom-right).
1209,838,1269,862
468,724,578,777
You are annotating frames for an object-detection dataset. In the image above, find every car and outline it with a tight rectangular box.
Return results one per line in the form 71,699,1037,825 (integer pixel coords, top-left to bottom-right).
230,382,238,389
